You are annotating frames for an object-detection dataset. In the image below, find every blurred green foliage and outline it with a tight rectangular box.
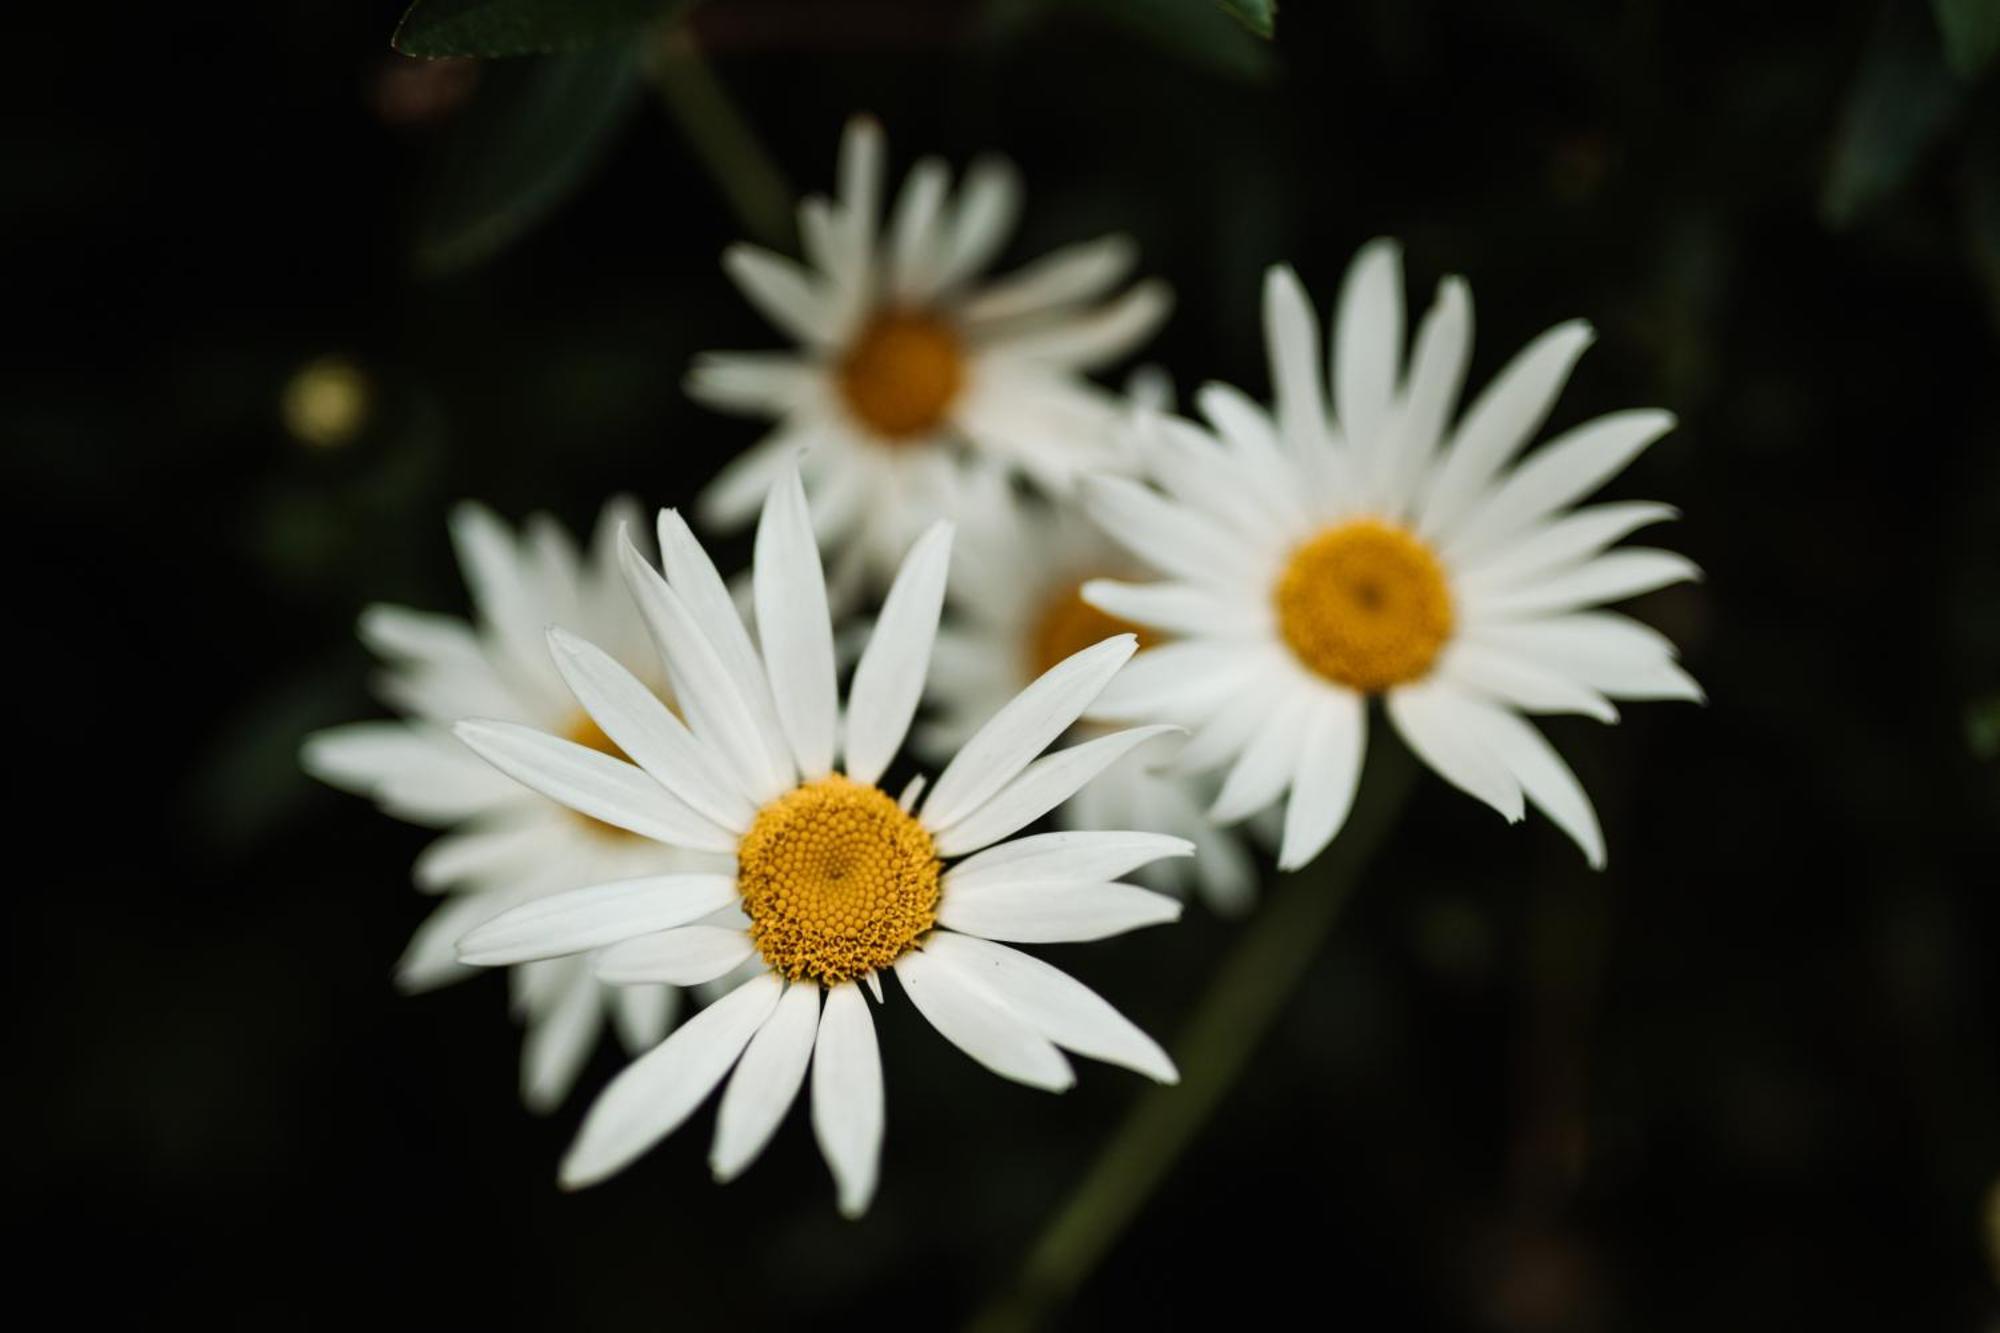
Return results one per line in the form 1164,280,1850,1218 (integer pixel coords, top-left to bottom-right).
394,0,688,57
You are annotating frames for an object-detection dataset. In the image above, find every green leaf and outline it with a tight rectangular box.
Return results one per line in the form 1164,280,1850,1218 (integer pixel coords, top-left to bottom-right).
394,0,680,59
1933,0,2000,78
1822,2,1969,227
1217,0,1276,38
412,40,645,276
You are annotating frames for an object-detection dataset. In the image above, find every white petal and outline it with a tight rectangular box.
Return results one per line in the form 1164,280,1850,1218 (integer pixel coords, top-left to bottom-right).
811,984,884,1218
1081,579,1269,639
922,634,1137,830
412,818,553,892
1385,680,1525,822
1468,706,1606,868
684,352,818,417
697,433,804,529
1085,639,1272,724
722,245,836,347
844,520,954,787
1211,702,1308,824
611,983,678,1053
936,880,1182,943
1263,265,1331,459
546,628,755,832
357,603,485,672
594,926,758,986
1456,501,1679,597
452,720,737,852
1465,548,1700,622
395,891,504,993
986,281,1172,370
559,972,783,1189
521,969,602,1114
836,115,885,272
1419,320,1595,538
1436,639,1618,722
933,724,1182,857
711,982,820,1181
619,534,795,801
888,157,949,301
960,235,1137,324
1379,275,1472,513
754,467,838,779
302,722,524,825
935,155,1021,290
1276,690,1367,870
1446,410,1678,561
945,830,1194,893
1080,474,1261,590
920,932,1176,1082
1468,613,1702,702
893,949,1074,1091
1333,238,1405,459
457,874,740,966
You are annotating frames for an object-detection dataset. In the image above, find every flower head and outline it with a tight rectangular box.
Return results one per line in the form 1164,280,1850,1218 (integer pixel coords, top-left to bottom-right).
1083,241,1702,871
690,115,1171,597
300,499,706,1111
452,468,1185,1215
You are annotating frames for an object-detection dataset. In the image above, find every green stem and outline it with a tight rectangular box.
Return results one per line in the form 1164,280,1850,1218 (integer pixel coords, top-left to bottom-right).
968,736,1419,1332
646,24,794,250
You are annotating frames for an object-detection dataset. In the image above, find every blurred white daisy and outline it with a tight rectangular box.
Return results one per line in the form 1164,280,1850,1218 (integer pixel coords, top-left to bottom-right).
1083,241,1702,872
451,468,1185,1215
922,479,1254,914
688,115,1171,596
301,499,708,1112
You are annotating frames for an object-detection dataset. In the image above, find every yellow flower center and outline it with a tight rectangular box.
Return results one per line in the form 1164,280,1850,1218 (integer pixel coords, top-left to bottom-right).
736,775,942,985
1273,519,1454,692
564,711,647,841
838,310,964,440
1026,577,1158,680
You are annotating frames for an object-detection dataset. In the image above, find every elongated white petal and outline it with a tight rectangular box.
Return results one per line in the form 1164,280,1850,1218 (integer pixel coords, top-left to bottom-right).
1380,275,1472,512
458,874,739,966
546,628,755,833
933,724,1182,857
836,115,884,271
412,818,553,891
945,831,1194,893
1467,549,1700,622
755,468,838,779
1469,707,1606,868
922,634,1136,830
990,281,1172,369
1437,640,1618,722
1081,474,1261,590
1263,264,1331,458
521,971,602,1114
357,603,485,672
1420,320,1595,538
1211,703,1308,824
655,509,789,727
612,984,678,1053
722,245,836,347
302,722,524,825
1086,639,1271,723
845,520,954,786
1385,681,1525,822
559,972,783,1189
960,235,1137,324
1080,579,1269,639
1277,690,1367,870
1446,410,1677,561
453,720,737,852
1468,612,1703,702
935,155,1021,290
921,932,1176,1083
1333,238,1405,457
888,157,949,300
1456,502,1679,596
594,926,758,986
711,982,821,1181
937,879,1182,943
811,984,883,1218
619,535,794,802
894,950,1074,1091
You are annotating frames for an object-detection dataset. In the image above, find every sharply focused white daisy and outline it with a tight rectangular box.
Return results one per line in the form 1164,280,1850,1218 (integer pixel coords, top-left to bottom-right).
922,476,1254,914
688,115,1171,596
1082,241,1703,872
449,468,1185,1215
301,500,704,1111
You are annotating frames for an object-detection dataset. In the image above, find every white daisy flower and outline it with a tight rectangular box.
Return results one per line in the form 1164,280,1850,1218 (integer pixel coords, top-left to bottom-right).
922,477,1254,915
301,499,710,1112
688,115,1171,596
1082,241,1703,873
449,468,1185,1216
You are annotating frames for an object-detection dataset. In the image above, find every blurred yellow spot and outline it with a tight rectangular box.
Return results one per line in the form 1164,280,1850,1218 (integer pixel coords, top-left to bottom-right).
838,311,963,440
1027,577,1156,680
281,356,370,449
737,775,940,984
1275,518,1453,692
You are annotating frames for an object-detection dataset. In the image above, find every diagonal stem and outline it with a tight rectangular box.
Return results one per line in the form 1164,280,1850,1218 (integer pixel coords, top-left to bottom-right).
647,23,794,250
967,734,1419,1332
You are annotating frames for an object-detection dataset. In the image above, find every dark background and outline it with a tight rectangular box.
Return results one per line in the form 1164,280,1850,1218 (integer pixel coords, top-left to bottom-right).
12,0,1999,1327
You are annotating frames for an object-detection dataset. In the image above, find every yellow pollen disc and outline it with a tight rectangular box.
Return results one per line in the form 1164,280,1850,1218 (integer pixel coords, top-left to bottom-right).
737,775,942,984
837,310,964,440
1274,518,1454,693
1026,577,1158,680
563,711,646,841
